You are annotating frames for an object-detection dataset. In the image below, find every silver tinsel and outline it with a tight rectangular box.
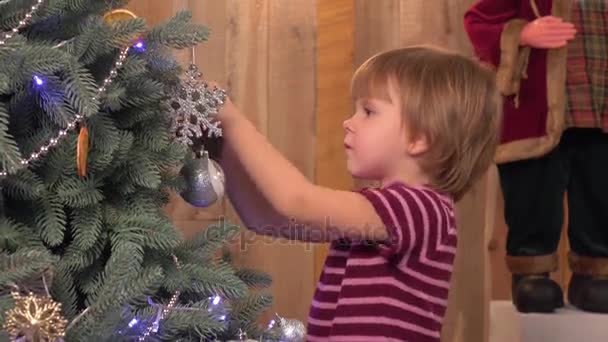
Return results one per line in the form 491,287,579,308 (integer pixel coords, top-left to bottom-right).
165,64,225,146
0,0,45,46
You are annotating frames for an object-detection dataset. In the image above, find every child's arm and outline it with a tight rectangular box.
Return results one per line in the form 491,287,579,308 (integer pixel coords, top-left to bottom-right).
217,96,389,243
220,139,327,242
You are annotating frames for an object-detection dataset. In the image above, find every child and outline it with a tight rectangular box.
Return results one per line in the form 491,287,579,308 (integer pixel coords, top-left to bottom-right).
209,45,501,341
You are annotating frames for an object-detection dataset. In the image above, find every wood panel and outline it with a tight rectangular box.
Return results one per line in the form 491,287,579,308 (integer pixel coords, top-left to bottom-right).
264,0,317,323
314,0,355,289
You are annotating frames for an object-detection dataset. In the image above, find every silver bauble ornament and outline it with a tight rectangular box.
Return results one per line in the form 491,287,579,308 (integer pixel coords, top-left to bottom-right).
265,313,306,342
180,151,225,207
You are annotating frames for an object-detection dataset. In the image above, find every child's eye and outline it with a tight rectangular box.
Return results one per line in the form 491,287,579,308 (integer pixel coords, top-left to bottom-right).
364,107,374,115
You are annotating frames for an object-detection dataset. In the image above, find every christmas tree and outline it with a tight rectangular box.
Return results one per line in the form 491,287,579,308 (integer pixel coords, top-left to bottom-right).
0,0,274,340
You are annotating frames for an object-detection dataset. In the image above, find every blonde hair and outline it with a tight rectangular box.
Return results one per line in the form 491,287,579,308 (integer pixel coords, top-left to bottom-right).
351,45,502,201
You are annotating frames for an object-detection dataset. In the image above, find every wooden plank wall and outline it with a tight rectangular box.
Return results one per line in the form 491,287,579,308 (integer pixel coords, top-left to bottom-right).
126,1,576,341
314,0,356,286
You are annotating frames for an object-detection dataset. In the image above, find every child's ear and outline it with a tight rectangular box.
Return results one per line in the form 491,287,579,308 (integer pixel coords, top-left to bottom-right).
406,134,429,156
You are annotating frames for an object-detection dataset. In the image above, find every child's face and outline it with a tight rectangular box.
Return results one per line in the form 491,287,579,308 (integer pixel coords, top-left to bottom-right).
343,83,410,180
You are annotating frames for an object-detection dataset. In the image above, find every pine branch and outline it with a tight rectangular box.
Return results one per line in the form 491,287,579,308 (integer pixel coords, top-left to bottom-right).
102,83,126,112
225,292,273,339
105,16,146,48
62,61,100,118
166,262,248,300
36,74,75,127
37,132,77,185
134,118,169,152
87,146,116,174
0,70,11,95
50,264,79,319
71,265,165,341
6,43,71,85
146,11,210,49
0,169,45,201
0,292,15,328
106,238,144,282
87,112,120,153
0,103,21,171
122,77,165,108
182,221,241,259
35,193,67,246
102,130,133,174
56,176,105,208
0,217,39,253
70,205,103,251
116,57,148,83
124,154,161,190
157,301,227,340
69,16,111,65
74,241,107,297
114,105,162,129
140,218,181,252
0,248,57,289
61,231,107,273
235,268,273,289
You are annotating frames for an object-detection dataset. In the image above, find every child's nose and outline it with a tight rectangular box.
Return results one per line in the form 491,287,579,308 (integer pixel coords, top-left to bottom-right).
343,117,354,132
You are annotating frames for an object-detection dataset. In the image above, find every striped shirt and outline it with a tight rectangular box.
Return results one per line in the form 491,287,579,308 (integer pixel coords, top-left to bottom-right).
307,182,457,342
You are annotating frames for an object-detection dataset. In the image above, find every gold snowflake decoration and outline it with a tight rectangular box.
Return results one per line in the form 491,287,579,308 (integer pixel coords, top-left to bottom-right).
3,292,67,341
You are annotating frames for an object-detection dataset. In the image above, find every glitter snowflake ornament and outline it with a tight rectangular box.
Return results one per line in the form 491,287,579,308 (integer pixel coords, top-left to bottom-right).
165,64,226,146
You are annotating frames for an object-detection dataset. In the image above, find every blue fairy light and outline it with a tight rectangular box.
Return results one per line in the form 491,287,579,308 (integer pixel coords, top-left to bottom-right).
212,295,221,306
133,40,145,52
33,75,44,87
128,318,139,328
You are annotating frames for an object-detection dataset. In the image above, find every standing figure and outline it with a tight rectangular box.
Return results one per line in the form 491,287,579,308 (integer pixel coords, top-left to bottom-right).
464,0,608,313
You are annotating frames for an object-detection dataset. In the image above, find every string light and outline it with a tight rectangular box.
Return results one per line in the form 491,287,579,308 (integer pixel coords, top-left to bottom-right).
0,45,132,179
137,254,182,341
33,75,44,87
133,40,145,53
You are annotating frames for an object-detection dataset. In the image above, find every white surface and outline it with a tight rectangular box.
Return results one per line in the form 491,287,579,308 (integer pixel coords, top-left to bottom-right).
490,300,608,342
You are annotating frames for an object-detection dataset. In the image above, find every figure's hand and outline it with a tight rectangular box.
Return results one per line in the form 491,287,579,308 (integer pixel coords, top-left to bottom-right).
520,15,576,49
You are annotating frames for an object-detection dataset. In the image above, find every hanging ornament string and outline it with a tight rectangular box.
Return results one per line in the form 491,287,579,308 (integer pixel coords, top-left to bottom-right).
0,46,131,178
0,0,46,46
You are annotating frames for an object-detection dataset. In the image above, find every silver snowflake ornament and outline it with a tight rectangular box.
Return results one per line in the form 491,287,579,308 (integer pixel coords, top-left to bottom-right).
165,64,225,146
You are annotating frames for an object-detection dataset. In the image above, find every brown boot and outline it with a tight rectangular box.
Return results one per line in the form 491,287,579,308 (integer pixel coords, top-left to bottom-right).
507,254,564,313
568,252,608,313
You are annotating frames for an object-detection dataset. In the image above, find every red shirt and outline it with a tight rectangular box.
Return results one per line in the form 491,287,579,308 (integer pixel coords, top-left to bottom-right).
307,183,457,342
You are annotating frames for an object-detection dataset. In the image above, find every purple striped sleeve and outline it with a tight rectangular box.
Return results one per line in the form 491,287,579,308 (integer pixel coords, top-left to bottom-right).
358,184,422,259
